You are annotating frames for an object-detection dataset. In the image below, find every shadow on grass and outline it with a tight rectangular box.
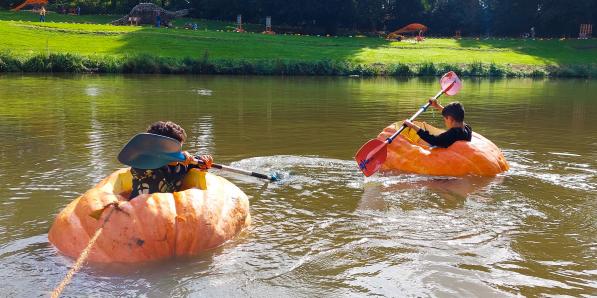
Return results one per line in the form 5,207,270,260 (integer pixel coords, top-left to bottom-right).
109,26,399,75
457,37,597,66
0,10,118,24
0,17,595,76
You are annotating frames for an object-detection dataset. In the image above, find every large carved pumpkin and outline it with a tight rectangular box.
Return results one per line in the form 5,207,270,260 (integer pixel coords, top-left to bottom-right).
48,168,250,263
378,121,509,176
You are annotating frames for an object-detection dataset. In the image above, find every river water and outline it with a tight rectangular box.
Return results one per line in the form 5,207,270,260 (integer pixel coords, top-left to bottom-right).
0,75,595,297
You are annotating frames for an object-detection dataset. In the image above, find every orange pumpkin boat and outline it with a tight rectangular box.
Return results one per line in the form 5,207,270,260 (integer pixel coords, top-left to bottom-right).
377,121,509,176
48,168,250,263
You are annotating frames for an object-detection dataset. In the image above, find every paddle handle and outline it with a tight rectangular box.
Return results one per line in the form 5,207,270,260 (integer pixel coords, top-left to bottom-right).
211,163,276,181
193,156,277,181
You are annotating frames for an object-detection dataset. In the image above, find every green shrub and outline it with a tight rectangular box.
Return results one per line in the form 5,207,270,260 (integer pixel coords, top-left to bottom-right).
93,55,123,73
122,54,161,74
488,63,505,77
466,62,485,76
529,68,547,78
47,53,87,72
22,54,49,72
387,63,412,76
0,51,593,78
0,52,22,72
436,64,457,75
417,63,437,76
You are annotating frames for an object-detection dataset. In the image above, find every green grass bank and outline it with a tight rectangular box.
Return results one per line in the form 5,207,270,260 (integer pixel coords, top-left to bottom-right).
1,11,595,77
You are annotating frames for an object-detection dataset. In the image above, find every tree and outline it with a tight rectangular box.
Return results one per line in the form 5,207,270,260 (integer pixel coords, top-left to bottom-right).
354,0,386,32
536,0,596,37
485,0,540,36
428,0,483,36
387,0,431,30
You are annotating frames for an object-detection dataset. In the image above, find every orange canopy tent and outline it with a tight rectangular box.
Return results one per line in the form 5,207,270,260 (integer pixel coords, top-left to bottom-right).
11,0,47,11
391,23,428,35
387,23,428,41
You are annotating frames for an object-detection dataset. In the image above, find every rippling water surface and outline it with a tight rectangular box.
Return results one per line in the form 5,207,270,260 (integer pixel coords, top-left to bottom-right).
0,75,595,297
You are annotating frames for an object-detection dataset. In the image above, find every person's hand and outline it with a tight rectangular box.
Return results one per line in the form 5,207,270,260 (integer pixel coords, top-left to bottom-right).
182,151,198,166
403,119,420,132
429,98,440,108
198,155,213,170
403,119,415,128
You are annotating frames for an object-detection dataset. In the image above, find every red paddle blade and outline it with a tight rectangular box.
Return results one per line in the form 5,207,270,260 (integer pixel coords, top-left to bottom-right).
354,138,388,177
440,71,462,96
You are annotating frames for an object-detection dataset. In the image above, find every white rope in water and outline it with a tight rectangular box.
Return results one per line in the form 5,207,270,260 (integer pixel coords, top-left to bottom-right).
51,206,117,298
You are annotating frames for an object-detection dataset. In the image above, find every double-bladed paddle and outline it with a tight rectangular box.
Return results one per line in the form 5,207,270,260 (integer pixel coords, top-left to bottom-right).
354,71,462,177
118,133,279,181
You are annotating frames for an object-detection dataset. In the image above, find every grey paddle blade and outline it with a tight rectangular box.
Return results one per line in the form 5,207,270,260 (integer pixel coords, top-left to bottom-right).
117,133,186,169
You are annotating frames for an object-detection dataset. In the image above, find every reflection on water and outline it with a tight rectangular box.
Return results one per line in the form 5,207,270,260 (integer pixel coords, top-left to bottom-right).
0,75,596,296
359,175,500,210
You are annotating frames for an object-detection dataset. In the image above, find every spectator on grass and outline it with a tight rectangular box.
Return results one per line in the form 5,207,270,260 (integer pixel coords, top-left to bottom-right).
39,7,46,22
76,6,81,15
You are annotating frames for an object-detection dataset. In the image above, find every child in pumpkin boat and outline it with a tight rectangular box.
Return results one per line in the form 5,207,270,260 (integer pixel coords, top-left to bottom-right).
403,99,472,148
129,121,213,199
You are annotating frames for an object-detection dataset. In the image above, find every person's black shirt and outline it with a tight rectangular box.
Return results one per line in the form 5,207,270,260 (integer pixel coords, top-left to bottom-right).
417,124,472,148
129,163,200,200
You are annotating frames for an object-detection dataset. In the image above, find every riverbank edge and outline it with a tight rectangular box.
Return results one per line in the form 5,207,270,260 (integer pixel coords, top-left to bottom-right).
0,52,594,78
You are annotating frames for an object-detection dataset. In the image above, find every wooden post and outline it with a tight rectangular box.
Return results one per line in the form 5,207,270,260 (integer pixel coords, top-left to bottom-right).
266,16,271,32
579,24,593,39
263,16,275,35
236,14,244,32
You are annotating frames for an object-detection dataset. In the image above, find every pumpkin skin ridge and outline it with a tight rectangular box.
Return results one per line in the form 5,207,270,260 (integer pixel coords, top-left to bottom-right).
440,148,472,176
379,121,508,177
187,189,206,255
463,137,498,176
205,175,228,249
464,136,493,175
474,133,508,173
71,190,115,262
173,188,209,256
48,168,250,263
209,177,227,249
49,197,112,262
441,140,484,176
172,191,182,257
124,196,166,262
130,194,173,261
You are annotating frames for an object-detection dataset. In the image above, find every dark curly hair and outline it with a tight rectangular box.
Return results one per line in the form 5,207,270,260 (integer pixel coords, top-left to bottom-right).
442,102,465,122
146,121,187,143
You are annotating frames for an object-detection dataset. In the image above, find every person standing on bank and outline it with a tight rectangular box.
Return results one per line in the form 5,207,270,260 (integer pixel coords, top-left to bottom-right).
39,6,46,22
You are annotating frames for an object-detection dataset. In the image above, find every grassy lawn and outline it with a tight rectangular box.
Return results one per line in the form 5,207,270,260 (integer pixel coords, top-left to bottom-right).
0,10,118,23
0,10,595,75
0,10,263,31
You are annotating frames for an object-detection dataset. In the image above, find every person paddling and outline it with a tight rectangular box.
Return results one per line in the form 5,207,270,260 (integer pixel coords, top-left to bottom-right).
403,99,472,148
129,121,213,199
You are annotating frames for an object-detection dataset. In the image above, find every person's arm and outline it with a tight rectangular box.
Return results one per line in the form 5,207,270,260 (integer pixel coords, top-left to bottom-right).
403,120,457,148
416,129,457,148
429,98,443,112
403,119,422,132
